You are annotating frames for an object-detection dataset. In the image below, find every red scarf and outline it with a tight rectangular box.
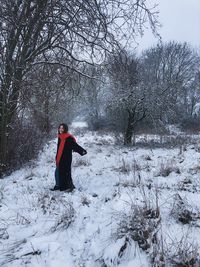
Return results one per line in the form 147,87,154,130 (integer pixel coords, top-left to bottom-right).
56,133,76,166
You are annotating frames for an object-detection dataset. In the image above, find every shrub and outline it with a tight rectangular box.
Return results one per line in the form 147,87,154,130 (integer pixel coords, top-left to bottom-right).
50,201,75,232
171,194,198,224
112,204,160,252
157,160,180,177
167,235,200,267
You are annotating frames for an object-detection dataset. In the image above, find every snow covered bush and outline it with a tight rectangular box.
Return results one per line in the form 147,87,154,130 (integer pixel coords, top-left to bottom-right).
157,160,180,177
81,195,91,207
0,227,9,240
50,201,75,232
112,203,161,252
166,234,200,267
114,158,141,175
181,117,200,133
178,178,198,193
38,193,58,215
170,194,199,225
188,165,200,175
5,119,45,175
117,158,132,174
73,158,91,167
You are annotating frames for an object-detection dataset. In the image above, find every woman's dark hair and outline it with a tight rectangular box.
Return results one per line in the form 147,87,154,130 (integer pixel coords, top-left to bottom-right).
58,123,68,133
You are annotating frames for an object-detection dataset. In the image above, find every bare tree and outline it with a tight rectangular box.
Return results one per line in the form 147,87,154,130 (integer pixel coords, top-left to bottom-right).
140,41,198,125
74,65,108,129
20,64,79,134
0,0,159,170
107,50,146,145
105,42,198,145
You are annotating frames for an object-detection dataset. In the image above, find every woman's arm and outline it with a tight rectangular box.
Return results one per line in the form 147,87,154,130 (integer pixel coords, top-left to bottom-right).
68,138,87,155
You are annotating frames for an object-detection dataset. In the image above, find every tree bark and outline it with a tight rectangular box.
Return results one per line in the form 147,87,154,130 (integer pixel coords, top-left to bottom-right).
0,70,12,166
124,111,134,145
0,66,23,166
0,109,8,166
44,97,50,134
124,109,146,145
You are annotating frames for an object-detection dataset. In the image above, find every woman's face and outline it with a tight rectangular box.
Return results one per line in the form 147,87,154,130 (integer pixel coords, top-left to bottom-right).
59,125,65,134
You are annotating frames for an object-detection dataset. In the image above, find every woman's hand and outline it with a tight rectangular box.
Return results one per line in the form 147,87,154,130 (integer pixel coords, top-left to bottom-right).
81,150,87,156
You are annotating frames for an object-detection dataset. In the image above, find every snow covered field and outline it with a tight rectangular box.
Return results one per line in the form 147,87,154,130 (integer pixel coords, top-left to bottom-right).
1,129,200,267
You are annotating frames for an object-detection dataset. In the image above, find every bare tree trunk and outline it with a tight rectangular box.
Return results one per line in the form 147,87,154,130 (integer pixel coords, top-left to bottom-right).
0,72,12,165
0,66,22,165
124,109,146,145
44,98,50,134
0,110,8,165
124,112,134,145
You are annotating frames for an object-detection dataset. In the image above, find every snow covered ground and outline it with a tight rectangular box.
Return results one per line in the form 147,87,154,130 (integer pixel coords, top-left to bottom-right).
1,129,200,267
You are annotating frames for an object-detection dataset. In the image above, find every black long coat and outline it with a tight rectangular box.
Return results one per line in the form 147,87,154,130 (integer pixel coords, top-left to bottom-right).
56,137,86,190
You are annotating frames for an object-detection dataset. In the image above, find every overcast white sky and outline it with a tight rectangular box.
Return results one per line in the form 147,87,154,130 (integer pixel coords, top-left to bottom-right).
137,0,200,52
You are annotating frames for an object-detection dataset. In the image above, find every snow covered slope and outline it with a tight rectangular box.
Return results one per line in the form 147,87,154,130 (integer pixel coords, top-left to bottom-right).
1,131,200,267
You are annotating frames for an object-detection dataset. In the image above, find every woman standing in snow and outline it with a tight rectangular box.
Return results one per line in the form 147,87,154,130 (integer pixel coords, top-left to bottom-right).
51,123,87,192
